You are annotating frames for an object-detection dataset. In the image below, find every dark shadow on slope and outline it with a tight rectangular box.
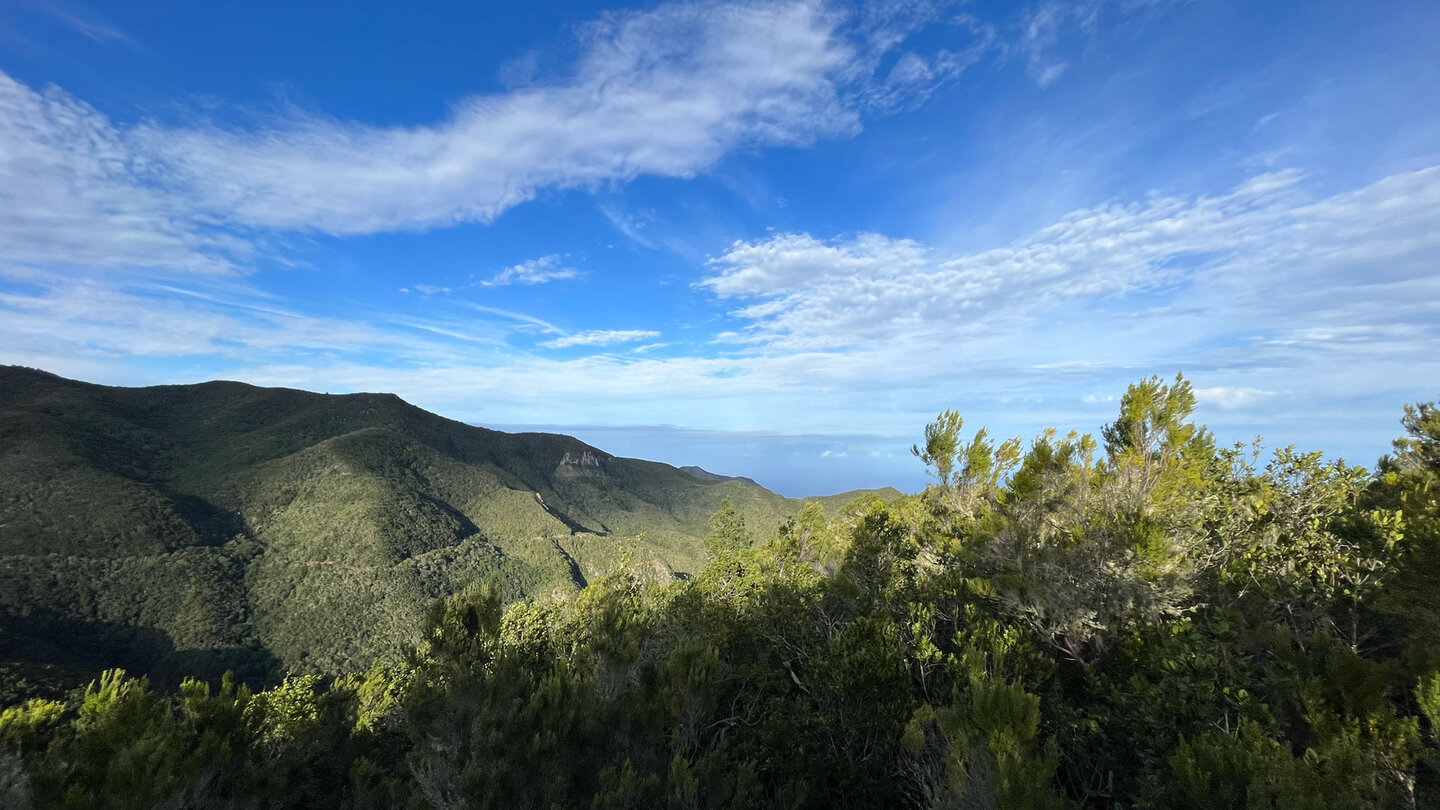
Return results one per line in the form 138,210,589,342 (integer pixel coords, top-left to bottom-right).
533,491,610,536
0,613,281,700
551,538,589,589
167,491,250,547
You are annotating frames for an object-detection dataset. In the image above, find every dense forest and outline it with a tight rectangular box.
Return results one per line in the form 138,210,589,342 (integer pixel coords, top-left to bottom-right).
0,366,887,697
4,374,1440,808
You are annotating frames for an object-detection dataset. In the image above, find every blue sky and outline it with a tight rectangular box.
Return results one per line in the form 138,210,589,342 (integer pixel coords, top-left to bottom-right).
1,0,1437,496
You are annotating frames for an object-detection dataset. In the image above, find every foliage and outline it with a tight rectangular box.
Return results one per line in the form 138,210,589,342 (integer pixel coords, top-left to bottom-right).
3,371,1440,807
0,366,882,695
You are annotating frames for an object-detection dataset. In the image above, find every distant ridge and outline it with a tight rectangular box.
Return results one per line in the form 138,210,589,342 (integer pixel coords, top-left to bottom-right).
679,465,760,487
0,366,899,697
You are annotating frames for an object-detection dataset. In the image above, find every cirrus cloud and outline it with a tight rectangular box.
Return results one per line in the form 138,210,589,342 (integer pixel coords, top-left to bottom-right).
542,329,662,349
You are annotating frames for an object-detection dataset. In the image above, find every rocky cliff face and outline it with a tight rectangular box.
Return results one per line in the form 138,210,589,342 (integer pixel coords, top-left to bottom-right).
556,449,606,478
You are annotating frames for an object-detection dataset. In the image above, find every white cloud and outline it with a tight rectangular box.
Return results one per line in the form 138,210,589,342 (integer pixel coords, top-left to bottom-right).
599,203,664,251
459,302,565,335
124,1,858,235
1018,2,1075,87
844,2,996,111
0,74,240,273
0,267,471,363
699,167,1440,356
1194,387,1275,409
0,0,1035,261
0,1,858,263
702,231,930,297
1014,0,1180,88
667,162,1440,457
543,330,661,349
480,255,579,287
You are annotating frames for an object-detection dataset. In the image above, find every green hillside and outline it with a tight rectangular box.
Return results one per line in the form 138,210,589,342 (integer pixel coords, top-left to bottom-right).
0,366,896,696
5,376,1439,808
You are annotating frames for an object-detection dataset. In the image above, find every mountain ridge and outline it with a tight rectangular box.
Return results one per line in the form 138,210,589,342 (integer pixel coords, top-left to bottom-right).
0,365,899,697
679,464,760,486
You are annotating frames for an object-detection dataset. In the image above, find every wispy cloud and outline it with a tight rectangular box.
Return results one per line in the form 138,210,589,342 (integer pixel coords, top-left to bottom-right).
598,203,661,250
700,166,1440,356
1194,387,1275,409
459,302,565,335
0,0,1121,265
0,267,462,364
35,1,141,49
118,1,856,236
0,1,860,265
542,330,661,349
1014,0,1177,88
480,255,579,287
843,0,997,111
0,74,241,274
1019,3,1075,87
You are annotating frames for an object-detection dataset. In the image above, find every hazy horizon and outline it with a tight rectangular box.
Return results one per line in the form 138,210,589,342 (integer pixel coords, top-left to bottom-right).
11,361,1413,498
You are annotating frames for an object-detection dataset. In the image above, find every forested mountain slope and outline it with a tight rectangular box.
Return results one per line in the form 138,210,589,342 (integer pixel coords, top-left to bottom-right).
4,375,1439,808
0,366,895,694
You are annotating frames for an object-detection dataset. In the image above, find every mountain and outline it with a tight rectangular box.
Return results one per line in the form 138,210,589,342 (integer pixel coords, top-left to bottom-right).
0,366,898,697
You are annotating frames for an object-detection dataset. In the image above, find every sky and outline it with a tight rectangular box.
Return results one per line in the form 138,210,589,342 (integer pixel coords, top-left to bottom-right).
1,0,1437,496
